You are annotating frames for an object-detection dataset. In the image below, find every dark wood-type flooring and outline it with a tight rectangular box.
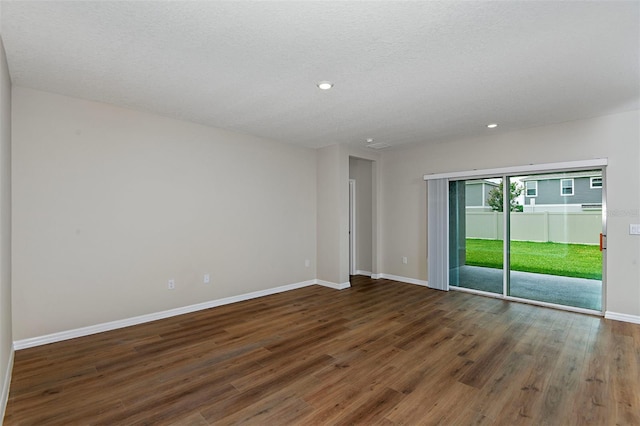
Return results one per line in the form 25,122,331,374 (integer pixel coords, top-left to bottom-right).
4,276,640,425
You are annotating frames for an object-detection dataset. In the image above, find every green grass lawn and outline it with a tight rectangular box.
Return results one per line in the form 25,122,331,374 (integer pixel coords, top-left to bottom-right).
465,239,602,280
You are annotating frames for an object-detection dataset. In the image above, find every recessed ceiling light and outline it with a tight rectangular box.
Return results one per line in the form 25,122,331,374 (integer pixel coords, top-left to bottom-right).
487,123,498,129
367,142,391,149
317,81,334,90
366,138,374,144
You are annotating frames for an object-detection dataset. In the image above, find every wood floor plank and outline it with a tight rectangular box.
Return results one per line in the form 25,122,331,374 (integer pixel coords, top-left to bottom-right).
166,411,210,426
333,386,404,425
536,318,591,425
466,350,532,421
200,354,334,423
384,356,478,425
610,333,640,424
214,382,315,425
5,276,640,425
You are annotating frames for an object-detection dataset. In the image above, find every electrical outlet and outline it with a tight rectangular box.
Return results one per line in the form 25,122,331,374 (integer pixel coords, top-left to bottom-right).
204,274,210,284
305,259,310,267
402,256,408,264
168,279,175,290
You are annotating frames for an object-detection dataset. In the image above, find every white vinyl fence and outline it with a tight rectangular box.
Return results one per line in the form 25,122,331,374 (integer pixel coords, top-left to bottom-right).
466,211,601,245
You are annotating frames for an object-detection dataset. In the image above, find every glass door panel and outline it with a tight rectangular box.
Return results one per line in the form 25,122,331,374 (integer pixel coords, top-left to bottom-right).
449,178,503,294
508,172,603,310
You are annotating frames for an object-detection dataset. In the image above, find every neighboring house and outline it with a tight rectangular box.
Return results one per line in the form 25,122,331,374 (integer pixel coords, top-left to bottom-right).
464,179,499,211
520,171,602,212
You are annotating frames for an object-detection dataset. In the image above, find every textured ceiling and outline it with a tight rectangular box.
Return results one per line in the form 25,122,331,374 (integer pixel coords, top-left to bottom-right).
1,1,639,149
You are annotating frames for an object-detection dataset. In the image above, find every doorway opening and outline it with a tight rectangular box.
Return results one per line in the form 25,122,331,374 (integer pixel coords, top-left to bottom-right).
349,179,356,276
349,156,374,277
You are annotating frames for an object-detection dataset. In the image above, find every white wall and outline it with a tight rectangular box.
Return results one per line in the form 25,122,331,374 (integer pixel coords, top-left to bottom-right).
380,110,640,317
349,157,373,273
11,87,317,341
0,36,13,420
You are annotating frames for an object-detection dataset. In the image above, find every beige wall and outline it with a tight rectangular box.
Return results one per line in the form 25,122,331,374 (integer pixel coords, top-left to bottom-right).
349,157,373,273
11,87,317,340
8,85,639,346
380,110,640,316
317,144,342,284
0,36,12,416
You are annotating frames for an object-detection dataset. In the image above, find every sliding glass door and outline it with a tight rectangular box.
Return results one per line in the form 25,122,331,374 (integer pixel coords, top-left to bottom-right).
507,172,603,310
448,169,603,312
449,178,503,295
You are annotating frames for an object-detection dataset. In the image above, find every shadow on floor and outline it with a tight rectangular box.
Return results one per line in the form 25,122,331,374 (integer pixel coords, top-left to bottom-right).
451,265,602,311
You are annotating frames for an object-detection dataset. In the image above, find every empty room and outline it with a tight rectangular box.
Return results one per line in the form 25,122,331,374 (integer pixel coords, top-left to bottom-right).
1,1,639,424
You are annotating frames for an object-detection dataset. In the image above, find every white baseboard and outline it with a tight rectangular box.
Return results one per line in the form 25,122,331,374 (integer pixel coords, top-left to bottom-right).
605,311,640,325
376,273,429,287
11,272,494,351
355,270,372,277
316,280,351,290
14,279,318,350
1,346,14,422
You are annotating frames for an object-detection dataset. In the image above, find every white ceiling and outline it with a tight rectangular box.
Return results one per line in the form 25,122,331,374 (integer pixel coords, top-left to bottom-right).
1,1,639,149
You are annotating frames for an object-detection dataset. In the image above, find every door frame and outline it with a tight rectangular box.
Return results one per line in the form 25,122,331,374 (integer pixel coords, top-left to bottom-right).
349,179,356,276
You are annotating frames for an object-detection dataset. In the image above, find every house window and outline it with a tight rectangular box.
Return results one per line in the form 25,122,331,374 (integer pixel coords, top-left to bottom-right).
561,178,574,196
590,177,603,188
525,181,537,197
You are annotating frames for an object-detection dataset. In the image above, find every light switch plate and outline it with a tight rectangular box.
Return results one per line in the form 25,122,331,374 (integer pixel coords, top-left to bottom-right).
630,224,640,235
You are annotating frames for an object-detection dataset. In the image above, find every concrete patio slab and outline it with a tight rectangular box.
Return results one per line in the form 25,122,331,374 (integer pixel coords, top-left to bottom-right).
451,265,602,311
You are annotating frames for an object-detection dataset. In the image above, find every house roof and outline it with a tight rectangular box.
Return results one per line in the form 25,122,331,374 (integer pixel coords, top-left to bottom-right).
465,179,500,187
520,171,602,181
1,1,638,149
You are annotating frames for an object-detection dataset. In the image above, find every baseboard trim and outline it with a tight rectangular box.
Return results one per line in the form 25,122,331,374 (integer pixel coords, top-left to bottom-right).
316,280,351,290
371,273,382,279
14,279,317,350
377,273,429,287
1,346,14,422
355,270,372,277
604,311,640,325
